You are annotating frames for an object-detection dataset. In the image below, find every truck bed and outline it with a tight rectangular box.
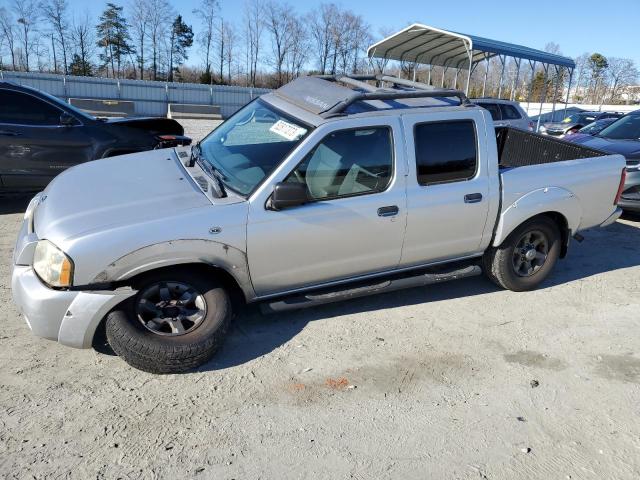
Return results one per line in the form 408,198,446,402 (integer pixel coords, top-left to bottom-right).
496,127,625,232
495,127,606,168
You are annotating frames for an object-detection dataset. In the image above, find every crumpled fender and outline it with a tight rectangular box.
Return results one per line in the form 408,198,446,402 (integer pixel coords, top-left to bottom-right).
492,187,581,247
91,239,255,300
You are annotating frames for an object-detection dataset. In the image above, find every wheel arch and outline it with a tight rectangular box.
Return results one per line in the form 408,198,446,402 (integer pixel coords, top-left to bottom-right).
492,187,580,256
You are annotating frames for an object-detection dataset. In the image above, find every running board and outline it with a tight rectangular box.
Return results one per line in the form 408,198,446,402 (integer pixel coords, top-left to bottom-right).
260,264,482,314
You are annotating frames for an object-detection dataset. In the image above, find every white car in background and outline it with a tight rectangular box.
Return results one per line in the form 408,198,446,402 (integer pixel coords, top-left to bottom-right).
472,98,533,131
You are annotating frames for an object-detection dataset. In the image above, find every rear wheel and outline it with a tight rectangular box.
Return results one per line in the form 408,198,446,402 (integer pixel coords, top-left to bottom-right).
105,269,231,374
483,216,561,291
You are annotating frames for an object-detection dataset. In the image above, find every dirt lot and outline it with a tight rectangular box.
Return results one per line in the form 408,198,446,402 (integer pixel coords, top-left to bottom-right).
1,125,640,478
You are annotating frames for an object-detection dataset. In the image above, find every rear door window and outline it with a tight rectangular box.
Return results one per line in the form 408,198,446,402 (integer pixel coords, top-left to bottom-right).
0,90,62,126
414,120,478,185
499,104,522,120
480,103,502,121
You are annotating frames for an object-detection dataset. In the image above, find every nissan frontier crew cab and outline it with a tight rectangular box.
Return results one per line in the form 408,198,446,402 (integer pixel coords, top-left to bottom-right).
12,75,627,374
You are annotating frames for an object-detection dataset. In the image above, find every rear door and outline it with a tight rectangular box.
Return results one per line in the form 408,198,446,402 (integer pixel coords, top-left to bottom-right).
499,103,529,130
0,89,92,189
399,109,496,267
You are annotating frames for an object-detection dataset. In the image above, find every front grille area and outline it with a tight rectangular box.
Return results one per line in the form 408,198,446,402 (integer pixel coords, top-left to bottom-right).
546,130,565,136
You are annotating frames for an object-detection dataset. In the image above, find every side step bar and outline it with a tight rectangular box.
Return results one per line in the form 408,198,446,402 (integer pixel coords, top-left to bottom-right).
260,263,482,314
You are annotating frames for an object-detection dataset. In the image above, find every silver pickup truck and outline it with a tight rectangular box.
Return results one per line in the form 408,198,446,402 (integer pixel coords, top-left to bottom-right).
11,75,627,373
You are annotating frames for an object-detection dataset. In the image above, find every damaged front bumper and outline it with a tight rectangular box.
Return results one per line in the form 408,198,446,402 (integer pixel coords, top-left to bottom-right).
12,208,136,349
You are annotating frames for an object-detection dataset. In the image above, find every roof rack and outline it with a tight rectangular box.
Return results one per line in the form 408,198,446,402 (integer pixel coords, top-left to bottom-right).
312,74,471,117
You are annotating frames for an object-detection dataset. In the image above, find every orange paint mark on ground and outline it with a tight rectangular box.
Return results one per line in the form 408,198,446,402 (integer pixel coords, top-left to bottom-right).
324,377,349,389
288,382,306,392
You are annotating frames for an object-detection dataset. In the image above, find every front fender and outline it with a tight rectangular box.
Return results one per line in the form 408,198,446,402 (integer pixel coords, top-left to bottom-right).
492,187,581,247
91,239,255,300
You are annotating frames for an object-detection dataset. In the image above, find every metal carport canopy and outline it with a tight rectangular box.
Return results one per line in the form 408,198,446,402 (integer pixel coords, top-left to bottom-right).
367,23,575,70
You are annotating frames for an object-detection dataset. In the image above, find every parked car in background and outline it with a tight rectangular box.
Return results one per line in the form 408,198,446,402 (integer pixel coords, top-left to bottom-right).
540,111,624,138
12,75,626,373
530,107,584,125
472,98,533,130
571,110,640,212
0,82,191,192
566,117,619,138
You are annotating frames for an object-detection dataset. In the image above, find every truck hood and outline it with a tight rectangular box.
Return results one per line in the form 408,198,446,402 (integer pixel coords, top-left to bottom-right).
34,150,211,243
570,135,640,161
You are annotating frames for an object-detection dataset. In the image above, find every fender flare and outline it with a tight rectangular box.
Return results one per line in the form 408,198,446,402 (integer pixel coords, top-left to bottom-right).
91,239,256,300
492,187,581,247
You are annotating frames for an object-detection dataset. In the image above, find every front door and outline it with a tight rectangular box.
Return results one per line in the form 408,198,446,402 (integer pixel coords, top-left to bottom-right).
247,121,406,296
0,89,91,189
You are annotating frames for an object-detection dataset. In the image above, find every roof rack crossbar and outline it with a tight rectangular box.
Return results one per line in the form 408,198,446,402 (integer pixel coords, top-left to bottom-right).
309,74,471,117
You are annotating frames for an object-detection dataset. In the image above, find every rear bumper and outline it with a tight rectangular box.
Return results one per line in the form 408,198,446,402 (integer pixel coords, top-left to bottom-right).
619,169,640,212
600,207,623,227
12,265,136,349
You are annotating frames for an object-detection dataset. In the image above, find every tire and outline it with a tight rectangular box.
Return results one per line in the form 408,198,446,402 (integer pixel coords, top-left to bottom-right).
105,269,231,374
483,215,561,292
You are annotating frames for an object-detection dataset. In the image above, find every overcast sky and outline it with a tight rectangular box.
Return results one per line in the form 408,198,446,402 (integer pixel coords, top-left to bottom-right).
61,0,640,68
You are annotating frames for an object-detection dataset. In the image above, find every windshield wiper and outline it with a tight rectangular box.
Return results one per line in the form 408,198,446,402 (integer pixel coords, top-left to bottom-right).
191,143,227,198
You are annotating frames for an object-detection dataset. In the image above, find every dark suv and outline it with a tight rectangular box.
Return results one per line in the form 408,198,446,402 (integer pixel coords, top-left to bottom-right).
0,82,191,192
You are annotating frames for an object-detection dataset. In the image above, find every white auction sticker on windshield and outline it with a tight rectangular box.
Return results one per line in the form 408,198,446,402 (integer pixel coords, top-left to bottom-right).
269,120,307,141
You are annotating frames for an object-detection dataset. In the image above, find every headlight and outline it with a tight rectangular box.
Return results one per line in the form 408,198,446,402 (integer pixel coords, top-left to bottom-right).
33,240,74,288
539,125,547,133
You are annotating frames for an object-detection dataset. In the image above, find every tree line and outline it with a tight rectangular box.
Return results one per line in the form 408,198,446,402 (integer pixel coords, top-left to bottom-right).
0,0,637,103
0,0,372,88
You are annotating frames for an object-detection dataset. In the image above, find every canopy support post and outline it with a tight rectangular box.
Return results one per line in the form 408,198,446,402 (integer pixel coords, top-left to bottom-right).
563,67,573,119
536,64,549,132
510,58,521,101
550,65,560,122
441,66,447,88
427,64,432,85
497,55,506,99
482,55,489,97
526,60,536,116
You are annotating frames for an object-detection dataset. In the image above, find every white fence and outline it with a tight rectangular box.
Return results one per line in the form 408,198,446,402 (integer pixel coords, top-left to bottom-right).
521,102,638,117
0,71,271,118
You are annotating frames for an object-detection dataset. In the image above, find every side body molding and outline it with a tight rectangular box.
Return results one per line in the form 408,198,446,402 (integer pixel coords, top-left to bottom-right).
92,239,256,301
492,187,581,247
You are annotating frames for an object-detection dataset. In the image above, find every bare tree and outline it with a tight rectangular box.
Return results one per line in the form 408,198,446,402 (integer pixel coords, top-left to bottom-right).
145,0,172,80
224,22,236,84
285,13,308,81
12,0,40,71
193,0,219,83
70,11,95,75
264,1,297,86
243,0,263,87
308,3,338,74
39,0,70,74
0,6,18,70
606,57,639,102
129,0,150,79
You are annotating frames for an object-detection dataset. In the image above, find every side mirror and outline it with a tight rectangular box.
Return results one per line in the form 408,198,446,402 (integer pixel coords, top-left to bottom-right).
60,112,76,126
269,182,308,210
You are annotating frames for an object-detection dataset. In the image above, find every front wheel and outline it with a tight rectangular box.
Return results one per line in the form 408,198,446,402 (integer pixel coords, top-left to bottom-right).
483,216,561,292
105,269,231,374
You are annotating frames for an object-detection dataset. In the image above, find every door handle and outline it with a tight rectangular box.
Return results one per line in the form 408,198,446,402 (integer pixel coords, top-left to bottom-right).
464,193,483,204
0,130,21,136
377,205,399,217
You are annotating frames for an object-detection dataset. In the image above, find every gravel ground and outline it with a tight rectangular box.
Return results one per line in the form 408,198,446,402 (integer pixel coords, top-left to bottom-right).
1,127,640,478
179,119,223,142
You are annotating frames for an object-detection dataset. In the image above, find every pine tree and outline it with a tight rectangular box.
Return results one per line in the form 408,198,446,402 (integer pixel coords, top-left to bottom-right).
69,53,93,76
167,15,193,82
96,3,134,78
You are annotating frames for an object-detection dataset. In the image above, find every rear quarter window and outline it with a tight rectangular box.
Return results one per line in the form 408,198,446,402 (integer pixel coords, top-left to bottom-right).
499,104,522,120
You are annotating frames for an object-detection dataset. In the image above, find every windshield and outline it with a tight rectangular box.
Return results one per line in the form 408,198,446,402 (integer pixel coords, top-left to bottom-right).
597,114,640,140
562,113,597,124
199,99,310,196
